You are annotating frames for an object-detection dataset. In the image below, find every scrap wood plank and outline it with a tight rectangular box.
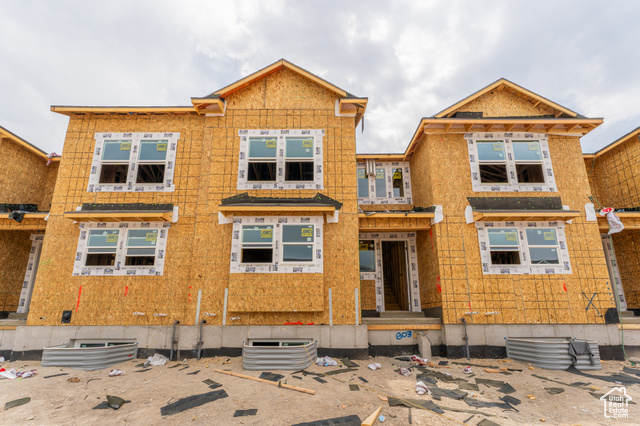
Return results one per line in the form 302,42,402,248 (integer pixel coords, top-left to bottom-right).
361,406,382,426
213,369,315,395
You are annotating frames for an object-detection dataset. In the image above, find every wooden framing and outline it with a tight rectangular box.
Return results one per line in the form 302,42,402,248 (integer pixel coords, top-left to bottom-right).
191,97,225,116
358,212,435,219
597,212,640,231
434,78,579,119
218,205,336,216
51,106,196,116
355,153,406,162
472,210,581,222
366,324,442,330
0,213,48,231
63,211,173,222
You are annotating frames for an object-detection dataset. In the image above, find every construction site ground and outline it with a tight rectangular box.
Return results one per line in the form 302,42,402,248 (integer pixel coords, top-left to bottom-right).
1,355,639,425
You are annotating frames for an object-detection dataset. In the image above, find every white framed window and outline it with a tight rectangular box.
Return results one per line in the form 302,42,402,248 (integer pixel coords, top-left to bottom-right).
357,161,412,204
467,132,556,192
476,221,571,275
237,129,324,190
230,216,323,273
73,222,170,276
88,132,179,193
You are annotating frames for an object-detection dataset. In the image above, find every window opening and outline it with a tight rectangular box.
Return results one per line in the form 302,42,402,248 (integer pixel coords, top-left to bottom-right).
85,230,119,266
285,137,314,181
526,228,559,264
357,168,369,198
125,229,157,266
99,140,131,184
477,141,508,184
375,168,386,197
359,240,376,272
513,141,544,183
392,168,404,197
488,228,520,265
137,140,168,184
248,138,277,181
282,225,314,263
241,225,274,263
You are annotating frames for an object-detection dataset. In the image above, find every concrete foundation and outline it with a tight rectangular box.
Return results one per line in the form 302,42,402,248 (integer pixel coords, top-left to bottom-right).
1,324,638,361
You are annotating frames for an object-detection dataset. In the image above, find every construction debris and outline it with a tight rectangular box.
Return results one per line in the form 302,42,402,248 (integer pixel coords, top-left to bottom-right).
160,389,228,416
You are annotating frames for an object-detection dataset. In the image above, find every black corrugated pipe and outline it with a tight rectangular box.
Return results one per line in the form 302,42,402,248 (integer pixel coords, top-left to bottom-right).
197,319,207,360
169,320,179,361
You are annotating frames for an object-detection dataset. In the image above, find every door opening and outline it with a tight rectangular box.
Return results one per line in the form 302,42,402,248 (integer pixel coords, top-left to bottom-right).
381,241,410,311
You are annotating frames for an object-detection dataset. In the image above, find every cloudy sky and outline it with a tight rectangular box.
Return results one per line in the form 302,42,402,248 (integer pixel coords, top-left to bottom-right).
1,1,639,155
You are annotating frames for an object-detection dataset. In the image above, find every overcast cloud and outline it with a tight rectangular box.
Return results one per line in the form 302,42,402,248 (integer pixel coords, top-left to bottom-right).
1,0,639,154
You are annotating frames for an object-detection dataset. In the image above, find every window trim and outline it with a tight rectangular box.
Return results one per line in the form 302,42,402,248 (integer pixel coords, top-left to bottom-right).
230,216,323,273
73,222,170,276
88,132,179,193
357,161,413,204
237,129,324,190
467,132,556,192
476,221,571,275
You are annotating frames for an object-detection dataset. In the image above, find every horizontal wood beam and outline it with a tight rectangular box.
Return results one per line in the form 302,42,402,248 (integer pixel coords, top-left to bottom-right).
366,324,442,330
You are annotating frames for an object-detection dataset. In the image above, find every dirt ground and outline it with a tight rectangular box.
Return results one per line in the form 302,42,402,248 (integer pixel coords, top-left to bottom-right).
1,355,639,426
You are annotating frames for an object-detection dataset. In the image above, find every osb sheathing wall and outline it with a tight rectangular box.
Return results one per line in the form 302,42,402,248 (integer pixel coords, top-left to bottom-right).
0,137,58,211
409,130,615,325
28,67,360,327
0,231,33,312
585,136,640,309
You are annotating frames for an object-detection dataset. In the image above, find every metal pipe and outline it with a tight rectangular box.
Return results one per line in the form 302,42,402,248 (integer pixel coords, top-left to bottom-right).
169,320,180,361
195,289,202,324
355,288,360,325
461,318,470,360
222,288,229,326
329,288,333,326
197,319,206,360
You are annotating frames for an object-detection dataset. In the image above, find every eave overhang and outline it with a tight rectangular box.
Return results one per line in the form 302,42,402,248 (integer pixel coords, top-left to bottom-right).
51,106,196,116
0,212,48,230
598,211,640,231
473,209,580,222
63,203,175,222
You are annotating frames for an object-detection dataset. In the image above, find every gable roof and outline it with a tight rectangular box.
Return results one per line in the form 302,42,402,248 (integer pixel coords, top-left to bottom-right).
0,125,59,161
584,126,640,158
201,59,356,100
434,78,581,119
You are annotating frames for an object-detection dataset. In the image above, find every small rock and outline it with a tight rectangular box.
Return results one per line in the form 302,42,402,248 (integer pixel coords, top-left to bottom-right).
26,416,34,421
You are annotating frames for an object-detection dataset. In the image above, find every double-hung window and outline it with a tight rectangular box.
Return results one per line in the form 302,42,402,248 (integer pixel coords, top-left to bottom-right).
88,132,179,193
468,132,556,192
477,221,570,275
240,225,274,263
73,223,169,276
238,129,323,190
357,162,412,204
230,217,323,273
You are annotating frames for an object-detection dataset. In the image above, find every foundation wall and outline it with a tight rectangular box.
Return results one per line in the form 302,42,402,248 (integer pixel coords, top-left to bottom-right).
0,231,32,312
409,131,615,325
28,67,360,327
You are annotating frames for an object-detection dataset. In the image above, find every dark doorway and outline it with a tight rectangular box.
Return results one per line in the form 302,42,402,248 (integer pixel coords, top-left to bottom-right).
381,241,409,311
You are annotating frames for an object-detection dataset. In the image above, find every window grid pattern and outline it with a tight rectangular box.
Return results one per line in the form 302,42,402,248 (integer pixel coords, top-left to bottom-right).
73,222,170,276
88,132,179,193
476,221,571,275
230,216,323,273
237,129,324,190
467,132,556,192
357,161,412,205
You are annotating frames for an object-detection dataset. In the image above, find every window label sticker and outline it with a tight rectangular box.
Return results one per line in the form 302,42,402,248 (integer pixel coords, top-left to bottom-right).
505,232,517,241
529,143,539,151
493,143,503,151
146,232,157,242
393,171,402,179
261,229,273,238
301,228,313,237
359,242,369,250
156,143,168,151
302,139,313,147
106,234,118,243
266,140,277,148
120,142,131,150
544,231,555,240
